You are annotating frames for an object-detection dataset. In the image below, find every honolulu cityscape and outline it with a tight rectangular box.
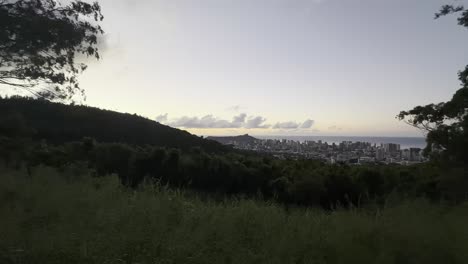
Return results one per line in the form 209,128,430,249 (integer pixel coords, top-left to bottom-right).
208,135,427,165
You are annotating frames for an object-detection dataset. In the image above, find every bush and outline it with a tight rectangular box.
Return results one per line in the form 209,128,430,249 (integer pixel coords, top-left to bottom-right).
1,166,468,264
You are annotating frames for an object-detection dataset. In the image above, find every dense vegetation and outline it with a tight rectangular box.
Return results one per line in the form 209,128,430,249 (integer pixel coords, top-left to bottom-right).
1,98,467,209
0,97,225,151
1,166,468,264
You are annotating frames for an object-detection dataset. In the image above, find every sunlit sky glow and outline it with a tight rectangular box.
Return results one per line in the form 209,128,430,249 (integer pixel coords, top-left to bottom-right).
9,0,468,136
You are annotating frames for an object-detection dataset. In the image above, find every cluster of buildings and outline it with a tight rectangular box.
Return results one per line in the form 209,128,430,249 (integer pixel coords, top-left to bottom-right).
224,137,427,165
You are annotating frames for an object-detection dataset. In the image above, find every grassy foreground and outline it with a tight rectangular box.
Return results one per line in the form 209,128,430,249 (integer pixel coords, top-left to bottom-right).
1,166,468,264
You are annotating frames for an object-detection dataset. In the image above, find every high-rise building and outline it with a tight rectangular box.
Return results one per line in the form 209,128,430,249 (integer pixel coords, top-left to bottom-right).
383,143,400,153
376,148,385,161
409,148,422,161
402,149,410,160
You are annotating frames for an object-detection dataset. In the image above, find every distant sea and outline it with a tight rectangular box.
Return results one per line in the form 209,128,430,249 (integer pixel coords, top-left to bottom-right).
255,136,426,150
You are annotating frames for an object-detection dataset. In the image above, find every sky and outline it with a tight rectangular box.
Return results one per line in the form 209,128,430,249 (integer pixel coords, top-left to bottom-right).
24,0,468,136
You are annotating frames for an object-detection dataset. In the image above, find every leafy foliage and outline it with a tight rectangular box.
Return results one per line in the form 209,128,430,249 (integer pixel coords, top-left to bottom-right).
398,5,468,166
2,167,468,264
0,0,104,101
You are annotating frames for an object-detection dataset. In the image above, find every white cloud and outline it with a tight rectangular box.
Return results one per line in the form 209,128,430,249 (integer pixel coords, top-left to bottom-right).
273,119,315,130
300,119,315,129
273,121,301,129
245,116,270,129
167,115,241,129
157,113,316,130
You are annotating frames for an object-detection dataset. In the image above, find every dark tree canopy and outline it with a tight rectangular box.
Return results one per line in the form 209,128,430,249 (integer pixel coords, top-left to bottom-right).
0,0,104,101
0,96,227,152
398,5,468,166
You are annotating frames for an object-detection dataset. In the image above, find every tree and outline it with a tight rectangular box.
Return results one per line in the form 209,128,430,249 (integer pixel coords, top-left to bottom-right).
398,5,468,166
0,0,104,101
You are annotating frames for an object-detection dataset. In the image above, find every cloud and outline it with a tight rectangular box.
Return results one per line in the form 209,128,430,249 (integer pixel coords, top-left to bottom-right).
157,113,315,130
245,116,270,129
155,113,168,123
300,119,315,129
167,115,242,129
233,113,247,123
273,121,301,129
273,119,315,130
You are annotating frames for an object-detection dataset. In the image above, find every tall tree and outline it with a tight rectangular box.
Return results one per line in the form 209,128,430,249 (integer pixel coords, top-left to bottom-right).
398,5,468,166
0,0,104,101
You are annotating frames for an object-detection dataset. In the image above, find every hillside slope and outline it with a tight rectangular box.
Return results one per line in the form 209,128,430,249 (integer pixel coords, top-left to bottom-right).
0,97,225,151
207,134,258,145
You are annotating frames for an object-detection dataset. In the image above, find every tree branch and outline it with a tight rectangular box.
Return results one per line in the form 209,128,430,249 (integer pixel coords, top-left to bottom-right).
0,78,33,87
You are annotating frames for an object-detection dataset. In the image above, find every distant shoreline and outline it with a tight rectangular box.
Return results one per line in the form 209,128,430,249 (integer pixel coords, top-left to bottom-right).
205,135,427,150
253,135,425,139
254,135,426,149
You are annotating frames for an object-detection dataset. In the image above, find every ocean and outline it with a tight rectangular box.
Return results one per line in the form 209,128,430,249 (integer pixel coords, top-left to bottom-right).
255,136,427,150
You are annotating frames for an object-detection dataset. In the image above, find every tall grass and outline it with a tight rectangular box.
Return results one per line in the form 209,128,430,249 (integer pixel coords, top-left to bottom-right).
1,165,468,264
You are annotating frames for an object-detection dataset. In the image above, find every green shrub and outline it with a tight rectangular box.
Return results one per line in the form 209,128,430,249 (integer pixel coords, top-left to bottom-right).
1,166,468,264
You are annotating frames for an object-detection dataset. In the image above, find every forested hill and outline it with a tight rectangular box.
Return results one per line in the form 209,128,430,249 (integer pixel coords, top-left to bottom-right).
207,134,258,145
0,97,226,151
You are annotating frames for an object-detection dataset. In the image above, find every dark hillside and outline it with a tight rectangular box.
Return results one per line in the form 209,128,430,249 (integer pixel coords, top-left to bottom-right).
207,134,258,145
0,97,226,151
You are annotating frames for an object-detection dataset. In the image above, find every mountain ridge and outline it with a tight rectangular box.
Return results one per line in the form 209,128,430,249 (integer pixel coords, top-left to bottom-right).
0,97,226,152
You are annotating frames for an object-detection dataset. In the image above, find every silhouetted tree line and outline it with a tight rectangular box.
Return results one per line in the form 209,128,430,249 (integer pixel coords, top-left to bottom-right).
2,123,467,209
0,97,226,152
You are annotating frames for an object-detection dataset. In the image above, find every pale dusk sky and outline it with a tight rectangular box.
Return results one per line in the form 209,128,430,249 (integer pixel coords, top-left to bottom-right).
15,0,468,136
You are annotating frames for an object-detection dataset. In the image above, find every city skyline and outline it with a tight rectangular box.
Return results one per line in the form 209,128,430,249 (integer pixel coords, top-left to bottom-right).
207,135,427,165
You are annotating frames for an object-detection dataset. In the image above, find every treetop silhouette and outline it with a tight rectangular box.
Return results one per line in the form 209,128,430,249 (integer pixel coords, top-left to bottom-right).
0,0,104,101
399,5,468,166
